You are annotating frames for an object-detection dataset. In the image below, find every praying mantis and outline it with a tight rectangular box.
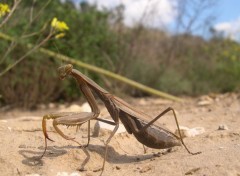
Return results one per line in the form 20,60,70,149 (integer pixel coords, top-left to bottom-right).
41,64,200,173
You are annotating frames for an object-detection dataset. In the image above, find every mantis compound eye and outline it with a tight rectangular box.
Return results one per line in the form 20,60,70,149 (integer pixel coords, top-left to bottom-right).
58,64,73,79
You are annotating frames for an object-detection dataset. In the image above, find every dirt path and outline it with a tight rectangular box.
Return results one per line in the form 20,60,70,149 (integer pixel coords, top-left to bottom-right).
0,94,240,176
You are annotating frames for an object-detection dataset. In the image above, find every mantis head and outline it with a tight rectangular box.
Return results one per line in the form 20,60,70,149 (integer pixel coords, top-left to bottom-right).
58,64,73,79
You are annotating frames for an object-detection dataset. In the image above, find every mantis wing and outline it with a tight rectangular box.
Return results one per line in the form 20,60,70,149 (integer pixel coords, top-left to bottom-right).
112,95,169,130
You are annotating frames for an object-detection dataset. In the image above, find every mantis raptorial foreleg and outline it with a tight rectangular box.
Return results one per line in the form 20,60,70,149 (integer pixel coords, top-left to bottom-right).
41,112,96,157
41,111,117,158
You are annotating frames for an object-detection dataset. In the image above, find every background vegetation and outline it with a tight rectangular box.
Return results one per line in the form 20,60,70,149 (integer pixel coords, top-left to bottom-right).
0,0,240,109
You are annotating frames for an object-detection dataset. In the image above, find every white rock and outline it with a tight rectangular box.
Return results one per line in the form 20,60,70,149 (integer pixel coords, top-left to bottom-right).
58,104,82,112
139,98,147,105
175,126,190,138
92,120,126,137
70,172,81,176
7,127,12,132
197,100,212,106
0,120,7,123
67,104,82,112
48,103,56,109
56,172,68,176
175,126,205,138
81,102,91,112
197,96,213,106
189,127,205,136
56,172,81,176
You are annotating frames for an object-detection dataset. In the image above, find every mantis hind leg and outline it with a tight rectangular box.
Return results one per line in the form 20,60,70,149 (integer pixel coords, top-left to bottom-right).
139,107,201,155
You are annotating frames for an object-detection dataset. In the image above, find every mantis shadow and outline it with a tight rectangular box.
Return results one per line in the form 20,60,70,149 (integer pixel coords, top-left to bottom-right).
19,145,68,166
85,144,154,164
19,149,44,166
19,143,160,170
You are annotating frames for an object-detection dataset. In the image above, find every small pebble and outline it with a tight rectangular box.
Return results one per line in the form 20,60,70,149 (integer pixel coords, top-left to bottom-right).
85,173,93,176
139,98,147,105
153,152,161,157
185,167,201,175
78,167,87,172
161,148,173,155
139,165,152,173
92,168,102,172
166,148,173,153
115,165,121,170
218,124,228,130
19,144,26,148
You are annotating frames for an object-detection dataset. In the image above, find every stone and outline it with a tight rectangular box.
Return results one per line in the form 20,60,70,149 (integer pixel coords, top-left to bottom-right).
197,95,213,106
81,102,91,112
218,124,229,130
92,120,126,137
175,126,205,138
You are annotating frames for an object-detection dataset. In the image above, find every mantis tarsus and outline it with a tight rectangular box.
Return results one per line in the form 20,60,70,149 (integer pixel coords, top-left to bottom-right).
41,64,201,173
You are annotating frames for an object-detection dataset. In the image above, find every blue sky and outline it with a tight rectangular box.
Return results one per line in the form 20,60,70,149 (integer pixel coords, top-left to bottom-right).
216,0,240,23
73,0,240,40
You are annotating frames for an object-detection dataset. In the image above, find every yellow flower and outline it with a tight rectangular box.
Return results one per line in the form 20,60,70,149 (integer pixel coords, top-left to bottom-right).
55,32,66,39
51,17,69,32
0,3,10,18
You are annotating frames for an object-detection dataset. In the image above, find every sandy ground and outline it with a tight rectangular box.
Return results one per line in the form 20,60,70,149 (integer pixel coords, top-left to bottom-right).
0,93,240,176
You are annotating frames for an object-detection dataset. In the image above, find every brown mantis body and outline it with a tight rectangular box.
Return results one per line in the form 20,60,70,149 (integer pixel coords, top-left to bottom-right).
41,64,200,173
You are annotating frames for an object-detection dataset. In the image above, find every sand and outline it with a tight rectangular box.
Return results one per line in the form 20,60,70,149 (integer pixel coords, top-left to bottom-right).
0,93,240,176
